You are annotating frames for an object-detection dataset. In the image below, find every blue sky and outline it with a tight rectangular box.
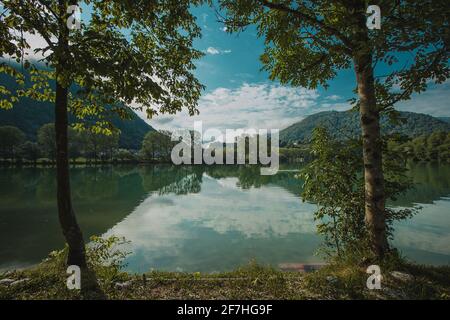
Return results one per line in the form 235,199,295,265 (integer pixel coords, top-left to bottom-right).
146,4,450,133
19,3,449,133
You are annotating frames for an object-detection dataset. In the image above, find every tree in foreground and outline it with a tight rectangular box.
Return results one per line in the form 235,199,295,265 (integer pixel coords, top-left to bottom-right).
1,0,204,267
301,127,416,258
218,0,449,259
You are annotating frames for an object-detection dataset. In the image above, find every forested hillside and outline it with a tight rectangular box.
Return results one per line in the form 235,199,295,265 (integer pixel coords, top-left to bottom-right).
0,70,154,150
280,111,450,145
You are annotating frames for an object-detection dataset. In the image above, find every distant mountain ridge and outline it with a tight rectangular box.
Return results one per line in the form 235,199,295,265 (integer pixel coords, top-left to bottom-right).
0,70,154,149
280,111,450,145
0,99,154,150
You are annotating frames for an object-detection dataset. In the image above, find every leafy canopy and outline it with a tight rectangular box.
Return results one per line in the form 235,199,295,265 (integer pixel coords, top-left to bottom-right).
300,127,417,257
218,0,449,113
0,0,205,133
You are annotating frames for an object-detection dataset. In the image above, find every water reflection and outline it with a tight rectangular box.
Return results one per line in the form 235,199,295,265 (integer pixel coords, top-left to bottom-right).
106,173,319,272
0,163,448,271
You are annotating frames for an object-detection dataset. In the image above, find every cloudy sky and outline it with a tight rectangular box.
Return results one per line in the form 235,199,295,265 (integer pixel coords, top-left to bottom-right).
141,5,450,134
14,3,450,134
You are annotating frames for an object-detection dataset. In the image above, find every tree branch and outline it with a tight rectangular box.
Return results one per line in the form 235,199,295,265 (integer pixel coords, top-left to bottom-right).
381,48,449,110
258,0,353,53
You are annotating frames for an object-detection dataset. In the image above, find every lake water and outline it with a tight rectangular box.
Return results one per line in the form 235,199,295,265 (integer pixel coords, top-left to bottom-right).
0,163,449,273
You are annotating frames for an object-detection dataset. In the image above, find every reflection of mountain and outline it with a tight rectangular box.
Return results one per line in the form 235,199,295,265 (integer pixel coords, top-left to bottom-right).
1,163,449,271
0,166,144,269
390,163,450,207
205,163,450,206
206,163,450,205
0,165,207,269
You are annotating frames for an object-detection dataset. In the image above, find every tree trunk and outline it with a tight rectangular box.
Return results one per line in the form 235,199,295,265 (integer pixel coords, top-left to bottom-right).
55,0,87,267
353,19,389,259
55,81,87,267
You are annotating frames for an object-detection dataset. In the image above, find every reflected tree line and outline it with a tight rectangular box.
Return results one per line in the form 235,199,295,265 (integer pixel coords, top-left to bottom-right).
0,163,448,269
1,163,448,209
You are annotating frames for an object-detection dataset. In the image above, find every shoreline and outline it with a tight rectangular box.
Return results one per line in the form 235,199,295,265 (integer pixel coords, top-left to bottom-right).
1,258,449,300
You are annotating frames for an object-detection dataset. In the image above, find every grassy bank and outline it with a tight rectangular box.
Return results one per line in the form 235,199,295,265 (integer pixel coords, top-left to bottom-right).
1,258,449,300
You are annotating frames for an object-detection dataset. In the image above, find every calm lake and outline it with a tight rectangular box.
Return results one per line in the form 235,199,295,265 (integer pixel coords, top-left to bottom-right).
0,163,449,272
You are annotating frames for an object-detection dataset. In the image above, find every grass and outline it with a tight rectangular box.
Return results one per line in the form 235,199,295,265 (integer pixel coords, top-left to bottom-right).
1,258,449,300
1,237,448,300
302,254,450,300
0,261,308,300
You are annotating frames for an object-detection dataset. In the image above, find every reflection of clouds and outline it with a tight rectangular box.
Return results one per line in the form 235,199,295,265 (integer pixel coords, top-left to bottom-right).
104,175,317,268
115,175,316,238
194,179,316,237
103,172,450,271
393,200,450,256
213,176,241,189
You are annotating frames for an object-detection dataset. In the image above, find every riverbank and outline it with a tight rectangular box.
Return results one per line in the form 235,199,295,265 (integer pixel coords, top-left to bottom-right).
1,258,449,300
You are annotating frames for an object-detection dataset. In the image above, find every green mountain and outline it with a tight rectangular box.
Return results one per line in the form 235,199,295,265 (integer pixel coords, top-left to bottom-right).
0,69,154,150
280,111,450,145
0,100,154,150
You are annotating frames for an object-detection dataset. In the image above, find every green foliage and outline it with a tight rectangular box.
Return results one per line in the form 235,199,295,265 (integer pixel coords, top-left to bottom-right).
389,131,450,162
36,122,120,161
86,235,131,285
300,127,417,258
83,129,120,161
0,125,25,159
0,123,135,163
46,235,130,287
278,147,310,163
2,257,449,300
114,148,136,162
37,123,56,161
300,127,365,256
18,141,41,163
219,0,449,112
1,0,204,133
140,130,174,162
0,71,155,149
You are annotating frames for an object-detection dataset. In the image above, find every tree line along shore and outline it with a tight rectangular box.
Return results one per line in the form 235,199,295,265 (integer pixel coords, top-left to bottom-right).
1,124,449,165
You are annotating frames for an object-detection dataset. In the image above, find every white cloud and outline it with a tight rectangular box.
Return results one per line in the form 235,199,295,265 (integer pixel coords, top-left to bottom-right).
325,94,341,101
141,83,349,139
2,31,53,61
132,80,450,141
396,80,450,117
206,47,220,55
205,47,231,55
